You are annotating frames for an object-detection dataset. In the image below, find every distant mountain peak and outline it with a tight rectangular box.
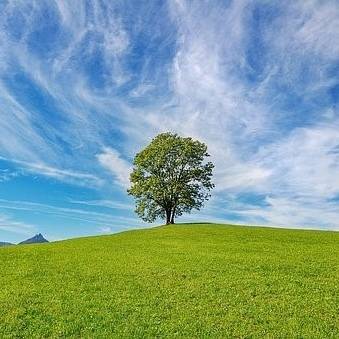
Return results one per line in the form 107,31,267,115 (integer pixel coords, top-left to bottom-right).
19,233,49,245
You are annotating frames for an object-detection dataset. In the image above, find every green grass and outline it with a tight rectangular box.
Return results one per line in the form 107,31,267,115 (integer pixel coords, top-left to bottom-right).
0,224,338,338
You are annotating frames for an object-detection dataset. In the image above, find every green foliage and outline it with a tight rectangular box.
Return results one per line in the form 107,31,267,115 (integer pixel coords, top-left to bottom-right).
0,224,338,337
128,133,214,224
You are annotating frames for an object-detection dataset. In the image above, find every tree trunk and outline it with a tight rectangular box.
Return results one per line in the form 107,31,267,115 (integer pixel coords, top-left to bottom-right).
165,209,171,225
170,206,176,224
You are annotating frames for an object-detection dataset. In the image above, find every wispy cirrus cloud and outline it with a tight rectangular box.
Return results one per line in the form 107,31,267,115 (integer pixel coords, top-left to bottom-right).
0,213,36,236
0,198,136,226
70,199,132,211
96,147,132,189
98,226,113,234
0,156,101,186
0,169,21,182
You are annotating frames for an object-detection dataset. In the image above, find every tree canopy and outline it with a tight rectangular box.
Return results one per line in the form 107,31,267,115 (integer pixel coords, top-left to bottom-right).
128,132,214,224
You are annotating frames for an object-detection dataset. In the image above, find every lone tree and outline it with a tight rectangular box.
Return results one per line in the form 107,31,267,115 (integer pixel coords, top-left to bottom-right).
128,132,214,224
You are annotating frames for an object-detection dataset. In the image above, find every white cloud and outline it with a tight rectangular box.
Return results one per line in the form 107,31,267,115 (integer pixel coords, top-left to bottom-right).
0,169,21,182
69,199,132,210
234,196,339,231
0,156,101,186
255,123,339,199
0,214,36,235
0,198,136,226
98,226,112,233
96,147,132,188
284,1,339,61
129,83,155,98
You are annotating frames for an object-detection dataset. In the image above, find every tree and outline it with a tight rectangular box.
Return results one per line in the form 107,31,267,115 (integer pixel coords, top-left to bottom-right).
128,132,214,224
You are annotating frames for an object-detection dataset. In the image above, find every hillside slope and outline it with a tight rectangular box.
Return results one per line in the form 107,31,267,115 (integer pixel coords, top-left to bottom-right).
0,241,13,247
0,224,338,337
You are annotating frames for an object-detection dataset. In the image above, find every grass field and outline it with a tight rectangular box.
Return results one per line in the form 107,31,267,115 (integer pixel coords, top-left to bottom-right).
0,223,338,338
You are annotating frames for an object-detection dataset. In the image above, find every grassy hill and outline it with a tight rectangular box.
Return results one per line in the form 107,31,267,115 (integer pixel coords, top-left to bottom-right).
0,223,338,338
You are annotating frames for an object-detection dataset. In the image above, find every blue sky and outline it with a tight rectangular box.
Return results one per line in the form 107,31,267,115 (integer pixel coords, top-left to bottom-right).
0,0,339,242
